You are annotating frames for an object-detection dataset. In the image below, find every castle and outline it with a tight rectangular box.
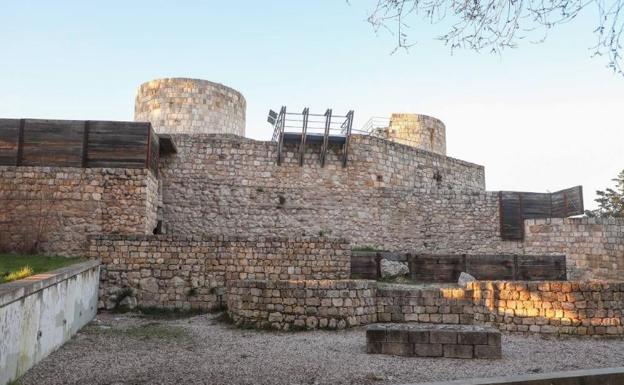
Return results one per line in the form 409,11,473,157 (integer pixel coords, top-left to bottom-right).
1,78,624,334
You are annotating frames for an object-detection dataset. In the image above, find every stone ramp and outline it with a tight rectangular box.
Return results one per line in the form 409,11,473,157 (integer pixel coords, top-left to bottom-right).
366,323,501,359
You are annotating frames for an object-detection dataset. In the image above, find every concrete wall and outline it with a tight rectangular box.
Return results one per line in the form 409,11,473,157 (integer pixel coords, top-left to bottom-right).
0,260,100,385
0,166,159,257
135,78,246,136
92,234,350,311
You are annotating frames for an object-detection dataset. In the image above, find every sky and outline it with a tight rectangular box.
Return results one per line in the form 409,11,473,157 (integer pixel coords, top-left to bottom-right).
1,0,622,209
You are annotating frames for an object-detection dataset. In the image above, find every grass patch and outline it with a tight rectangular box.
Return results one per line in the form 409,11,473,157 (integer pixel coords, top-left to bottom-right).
0,254,84,283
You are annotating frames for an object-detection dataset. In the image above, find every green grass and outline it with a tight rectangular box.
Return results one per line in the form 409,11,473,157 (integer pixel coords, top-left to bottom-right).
0,254,85,283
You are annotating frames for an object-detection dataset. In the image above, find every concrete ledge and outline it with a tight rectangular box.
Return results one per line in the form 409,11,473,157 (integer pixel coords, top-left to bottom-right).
0,259,100,308
405,366,624,385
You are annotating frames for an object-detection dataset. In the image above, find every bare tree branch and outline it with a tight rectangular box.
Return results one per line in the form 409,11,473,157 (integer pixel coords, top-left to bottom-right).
362,0,624,74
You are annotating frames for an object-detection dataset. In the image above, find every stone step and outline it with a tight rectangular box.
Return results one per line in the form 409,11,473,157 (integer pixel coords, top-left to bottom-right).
366,323,501,359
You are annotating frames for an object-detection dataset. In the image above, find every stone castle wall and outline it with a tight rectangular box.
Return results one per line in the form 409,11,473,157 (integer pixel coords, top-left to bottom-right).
135,78,246,136
381,113,446,155
0,166,158,257
159,134,496,252
92,235,350,311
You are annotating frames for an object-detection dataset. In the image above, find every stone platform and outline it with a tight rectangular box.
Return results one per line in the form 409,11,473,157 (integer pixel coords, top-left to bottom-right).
366,323,501,359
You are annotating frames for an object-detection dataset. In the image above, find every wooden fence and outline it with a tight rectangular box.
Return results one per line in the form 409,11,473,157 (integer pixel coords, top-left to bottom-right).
351,251,567,282
0,119,159,174
499,186,584,240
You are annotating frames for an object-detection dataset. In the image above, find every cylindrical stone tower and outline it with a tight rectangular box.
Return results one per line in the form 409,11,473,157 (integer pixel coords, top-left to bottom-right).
134,78,246,136
384,113,446,155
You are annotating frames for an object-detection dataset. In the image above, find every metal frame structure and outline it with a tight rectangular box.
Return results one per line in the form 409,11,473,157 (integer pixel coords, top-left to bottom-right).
269,107,356,167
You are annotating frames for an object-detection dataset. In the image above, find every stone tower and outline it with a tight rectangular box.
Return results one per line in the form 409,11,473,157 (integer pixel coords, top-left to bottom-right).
134,78,246,136
381,113,446,155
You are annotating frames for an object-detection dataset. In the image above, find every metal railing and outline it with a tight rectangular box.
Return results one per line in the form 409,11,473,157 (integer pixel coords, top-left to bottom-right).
360,116,390,135
269,107,355,167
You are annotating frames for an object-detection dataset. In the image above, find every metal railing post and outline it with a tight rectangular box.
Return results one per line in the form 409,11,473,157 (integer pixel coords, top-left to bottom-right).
276,106,286,165
320,109,332,167
299,107,309,167
342,110,354,168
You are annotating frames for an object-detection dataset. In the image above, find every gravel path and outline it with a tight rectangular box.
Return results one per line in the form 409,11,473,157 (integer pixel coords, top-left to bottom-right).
18,312,624,385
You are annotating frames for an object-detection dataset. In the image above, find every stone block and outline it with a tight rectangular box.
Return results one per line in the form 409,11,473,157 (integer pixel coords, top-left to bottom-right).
382,343,413,356
458,331,488,345
408,330,429,344
383,326,407,342
367,342,383,354
474,345,502,359
429,330,457,344
443,344,474,359
414,343,443,357
367,329,387,343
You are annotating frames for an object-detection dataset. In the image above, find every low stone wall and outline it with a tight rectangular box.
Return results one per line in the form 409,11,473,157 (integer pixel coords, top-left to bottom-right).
0,260,100,385
376,285,473,325
470,281,624,336
92,235,350,311
226,279,378,330
229,280,624,336
524,218,624,281
0,166,158,257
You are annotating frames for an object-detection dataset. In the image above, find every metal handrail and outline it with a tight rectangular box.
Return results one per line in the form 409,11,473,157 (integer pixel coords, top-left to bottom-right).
360,116,390,134
268,107,355,167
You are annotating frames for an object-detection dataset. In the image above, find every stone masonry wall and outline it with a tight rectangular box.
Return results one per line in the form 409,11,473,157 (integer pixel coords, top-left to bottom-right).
135,78,246,136
0,166,158,257
375,281,624,336
159,134,501,253
229,279,624,336
523,218,624,281
92,235,350,311
159,134,624,279
382,113,446,155
226,279,378,330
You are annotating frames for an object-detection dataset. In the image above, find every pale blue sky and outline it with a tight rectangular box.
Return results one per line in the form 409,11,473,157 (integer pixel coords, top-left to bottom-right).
1,1,622,208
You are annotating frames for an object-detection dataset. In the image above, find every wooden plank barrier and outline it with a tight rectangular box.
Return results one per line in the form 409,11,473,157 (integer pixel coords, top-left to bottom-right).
499,186,584,240
0,118,159,173
352,252,567,282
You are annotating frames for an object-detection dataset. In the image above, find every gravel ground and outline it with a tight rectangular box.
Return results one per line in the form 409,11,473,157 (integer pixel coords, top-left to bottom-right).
18,312,624,385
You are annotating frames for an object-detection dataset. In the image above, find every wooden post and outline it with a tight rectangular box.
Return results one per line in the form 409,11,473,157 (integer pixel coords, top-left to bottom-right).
145,124,152,169
82,120,90,168
16,119,25,166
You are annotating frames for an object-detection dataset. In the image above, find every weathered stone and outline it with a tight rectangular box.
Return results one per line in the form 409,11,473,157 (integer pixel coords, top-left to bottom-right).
458,272,477,287
380,259,409,279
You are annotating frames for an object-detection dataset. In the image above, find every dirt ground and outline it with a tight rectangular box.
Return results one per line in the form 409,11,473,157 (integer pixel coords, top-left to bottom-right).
17,312,624,385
